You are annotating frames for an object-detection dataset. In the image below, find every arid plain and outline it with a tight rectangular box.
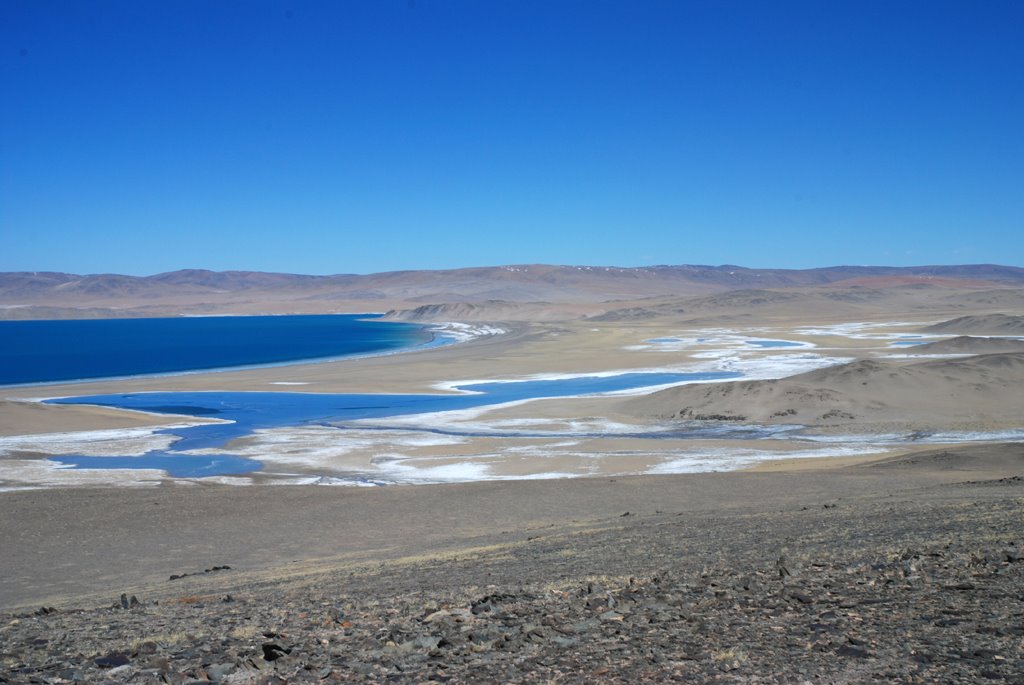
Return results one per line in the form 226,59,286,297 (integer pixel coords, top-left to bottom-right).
1,265,1023,683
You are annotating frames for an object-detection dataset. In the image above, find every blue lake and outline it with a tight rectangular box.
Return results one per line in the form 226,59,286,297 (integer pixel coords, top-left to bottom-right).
745,340,804,348
0,314,432,385
46,371,741,477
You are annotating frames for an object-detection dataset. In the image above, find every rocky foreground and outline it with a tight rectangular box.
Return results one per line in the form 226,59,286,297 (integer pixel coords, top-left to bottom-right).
2,467,1023,683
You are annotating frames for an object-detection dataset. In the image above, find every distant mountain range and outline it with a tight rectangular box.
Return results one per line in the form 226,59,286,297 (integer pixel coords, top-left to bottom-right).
1,263,1022,319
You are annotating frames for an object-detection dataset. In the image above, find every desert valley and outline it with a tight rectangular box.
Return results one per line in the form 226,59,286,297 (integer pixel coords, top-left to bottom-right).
1,264,1022,683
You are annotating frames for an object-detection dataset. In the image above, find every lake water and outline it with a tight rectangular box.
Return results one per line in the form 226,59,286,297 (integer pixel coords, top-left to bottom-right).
46,371,741,477
0,314,432,385
745,340,804,348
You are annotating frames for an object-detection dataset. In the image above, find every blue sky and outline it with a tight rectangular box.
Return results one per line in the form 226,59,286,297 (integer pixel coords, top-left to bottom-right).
2,1,1022,275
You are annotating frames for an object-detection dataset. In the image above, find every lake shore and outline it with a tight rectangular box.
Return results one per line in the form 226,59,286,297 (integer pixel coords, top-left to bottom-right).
3,314,1023,488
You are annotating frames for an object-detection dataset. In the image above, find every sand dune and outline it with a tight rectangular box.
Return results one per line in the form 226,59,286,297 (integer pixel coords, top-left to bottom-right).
921,313,1024,334
621,352,1024,431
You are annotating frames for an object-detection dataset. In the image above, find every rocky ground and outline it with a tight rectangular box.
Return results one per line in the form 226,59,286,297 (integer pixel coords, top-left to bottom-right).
2,470,1023,684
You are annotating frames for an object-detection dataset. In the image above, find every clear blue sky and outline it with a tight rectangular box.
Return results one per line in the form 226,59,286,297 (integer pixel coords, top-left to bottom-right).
2,1,1022,275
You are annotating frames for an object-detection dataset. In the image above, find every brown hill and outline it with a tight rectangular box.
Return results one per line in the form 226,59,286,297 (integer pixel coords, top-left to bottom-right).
384,300,599,322
621,353,1024,431
912,336,1024,354
589,284,951,323
942,289,1024,308
921,313,1024,335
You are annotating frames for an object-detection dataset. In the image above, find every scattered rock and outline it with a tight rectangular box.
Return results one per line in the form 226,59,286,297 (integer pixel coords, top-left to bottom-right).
168,565,232,581
116,593,140,609
836,644,871,658
261,643,291,661
94,651,130,668
4,495,1023,684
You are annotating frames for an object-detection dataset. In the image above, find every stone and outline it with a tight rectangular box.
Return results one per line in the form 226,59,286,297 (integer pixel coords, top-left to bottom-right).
836,644,870,658
57,668,85,682
261,643,291,661
137,640,159,654
206,662,236,681
411,635,443,650
117,593,141,609
94,651,131,668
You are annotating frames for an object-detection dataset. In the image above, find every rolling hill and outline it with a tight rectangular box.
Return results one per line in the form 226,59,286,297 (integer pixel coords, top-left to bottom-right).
621,353,1024,431
2,263,1023,320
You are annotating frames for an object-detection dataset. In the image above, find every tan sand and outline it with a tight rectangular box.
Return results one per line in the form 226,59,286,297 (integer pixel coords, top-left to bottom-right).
0,399,215,436
1,441,1021,610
